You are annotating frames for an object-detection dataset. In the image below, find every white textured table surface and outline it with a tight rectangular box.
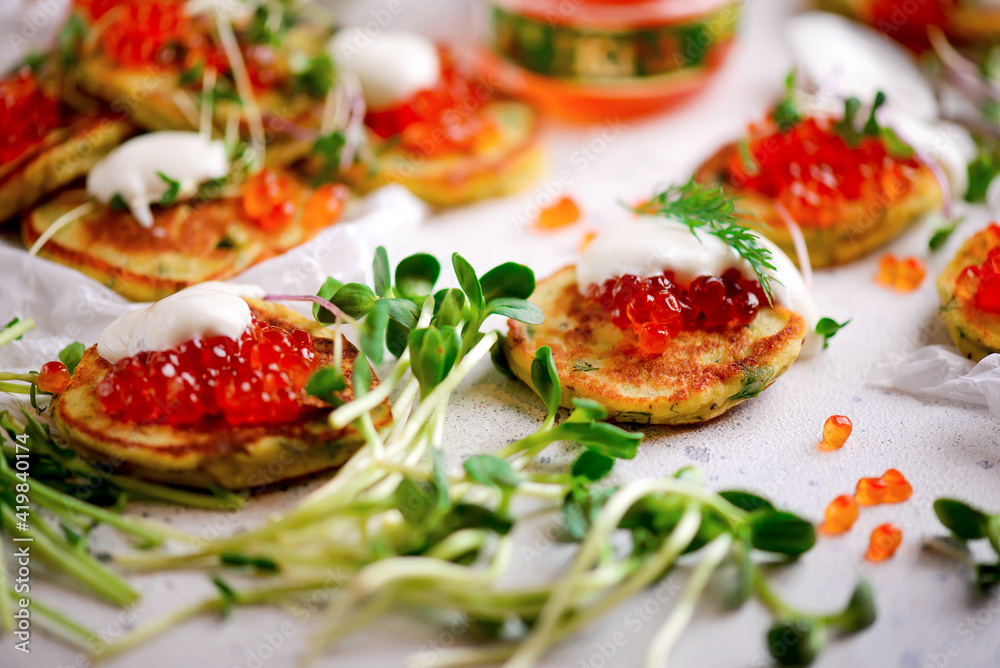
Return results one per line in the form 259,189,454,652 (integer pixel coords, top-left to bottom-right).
6,1,1000,667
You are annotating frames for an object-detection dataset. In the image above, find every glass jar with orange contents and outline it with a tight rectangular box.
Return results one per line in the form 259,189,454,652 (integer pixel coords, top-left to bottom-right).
478,0,742,122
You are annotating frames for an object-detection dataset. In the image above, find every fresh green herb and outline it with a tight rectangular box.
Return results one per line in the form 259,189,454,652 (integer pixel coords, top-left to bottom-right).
634,180,779,304
966,144,1000,203
832,91,913,158
246,3,292,46
109,194,129,211
929,216,963,251
57,13,87,68
815,317,850,349
294,53,334,100
572,360,598,372
832,96,864,146
312,130,347,182
58,342,86,376
773,69,802,132
178,60,204,87
2,319,23,342
156,172,181,207
930,498,1000,593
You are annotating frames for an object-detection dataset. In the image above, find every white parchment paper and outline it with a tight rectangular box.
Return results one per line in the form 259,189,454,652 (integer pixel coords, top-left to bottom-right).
869,345,1000,415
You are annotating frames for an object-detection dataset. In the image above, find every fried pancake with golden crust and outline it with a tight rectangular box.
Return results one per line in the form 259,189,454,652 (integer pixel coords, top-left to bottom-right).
337,101,544,207
0,114,134,222
503,266,807,425
695,142,943,268
77,25,329,168
938,225,1000,361
51,299,389,490
22,170,340,302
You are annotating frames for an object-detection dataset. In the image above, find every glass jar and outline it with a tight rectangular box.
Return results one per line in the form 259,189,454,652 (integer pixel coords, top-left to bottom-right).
478,0,743,122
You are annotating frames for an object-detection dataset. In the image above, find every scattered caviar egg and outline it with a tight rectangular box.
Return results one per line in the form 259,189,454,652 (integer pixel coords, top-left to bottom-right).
856,477,888,506
37,361,71,394
876,254,924,292
536,196,581,230
822,494,859,535
588,268,765,354
242,168,300,230
882,468,913,503
303,184,350,229
866,523,903,562
725,116,923,228
97,316,318,427
819,415,852,451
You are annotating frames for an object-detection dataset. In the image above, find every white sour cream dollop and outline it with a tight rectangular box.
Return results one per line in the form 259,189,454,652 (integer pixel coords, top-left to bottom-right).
86,132,229,228
97,282,266,364
328,28,441,111
576,218,823,358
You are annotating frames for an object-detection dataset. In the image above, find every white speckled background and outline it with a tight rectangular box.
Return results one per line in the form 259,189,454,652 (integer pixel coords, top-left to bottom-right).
4,1,1000,667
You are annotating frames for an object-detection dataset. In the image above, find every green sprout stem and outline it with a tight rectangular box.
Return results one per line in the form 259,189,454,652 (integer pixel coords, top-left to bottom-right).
0,319,35,347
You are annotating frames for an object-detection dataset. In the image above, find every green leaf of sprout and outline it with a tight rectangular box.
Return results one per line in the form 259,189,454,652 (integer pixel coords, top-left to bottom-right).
211,576,238,619
305,367,346,406
333,283,377,319
489,334,515,379
486,297,544,325
530,345,561,418
313,277,345,324
463,455,521,490
929,217,963,252
833,580,876,634
294,52,335,99
385,318,410,359
633,180,779,304
749,510,816,556
395,253,441,300
109,193,129,211
432,289,466,328
571,450,615,482
815,317,850,349
156,172,181,207
862,91,887,137
719,490,775,514
373,247,391,298
767,619,826,666
480,262,536,302
360,300,389,364
313,130,347,181
976,563,1000,593
555,421,641,460
409,327,447,393
57,13,87,68
453,253,484,317
178,59,204,87
394,477,438,525
383,298,419,329
736,137,760,175
832,96,863,146
58,342,86,375
966,144,1000,203
566,397,608,423
934,498,990,540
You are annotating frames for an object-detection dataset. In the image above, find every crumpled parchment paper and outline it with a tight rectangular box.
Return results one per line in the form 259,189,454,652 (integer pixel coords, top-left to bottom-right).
868,345,1000,415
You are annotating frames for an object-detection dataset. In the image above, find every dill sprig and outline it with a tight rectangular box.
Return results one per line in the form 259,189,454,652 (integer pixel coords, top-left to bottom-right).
633,180,780,304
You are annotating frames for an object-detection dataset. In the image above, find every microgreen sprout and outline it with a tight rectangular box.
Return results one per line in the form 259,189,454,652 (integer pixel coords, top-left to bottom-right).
815,317,850,349
930,498,1000,593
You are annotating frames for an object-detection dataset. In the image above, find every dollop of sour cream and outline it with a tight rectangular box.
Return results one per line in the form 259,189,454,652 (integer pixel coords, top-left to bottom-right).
576,218,823,358
328,28,441,111
786,12,976,200
86,131,229,228
97,282,266,364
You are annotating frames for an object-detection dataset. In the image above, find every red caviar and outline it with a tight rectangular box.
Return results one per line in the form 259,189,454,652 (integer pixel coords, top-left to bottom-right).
856,477,888,506
725,116,923,229
589,268,766,355
866,523,903,562
242,168,302,231
822,494,860,535
97,317,317,427
37,361,71,395
819,415,852,451
302,184,350,230
364,48,496,157
0,70,63,163
957,230,1000,314
876,254,925,292
881,468,913,504
536,196,581,230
